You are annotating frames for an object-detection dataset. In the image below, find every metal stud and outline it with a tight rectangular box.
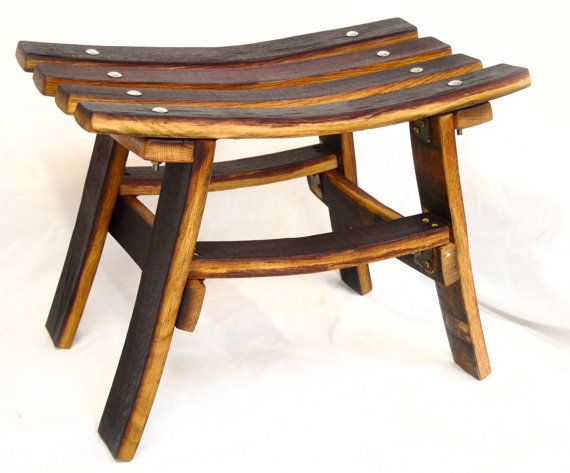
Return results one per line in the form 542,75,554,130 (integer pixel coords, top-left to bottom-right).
85,48,100,55
376,50,390,57
345,30,359,37
107,71,123,78
431,223,439,228
152,106,169,113
422,217,430,223
410,67,424,73
448,79,463,87
126,90,142,96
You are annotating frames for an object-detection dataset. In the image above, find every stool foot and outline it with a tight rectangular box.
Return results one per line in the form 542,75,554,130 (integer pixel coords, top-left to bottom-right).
320,133,372,295
45,135,128,348
411,114,490,380
176,279,206,332
98,140,215,460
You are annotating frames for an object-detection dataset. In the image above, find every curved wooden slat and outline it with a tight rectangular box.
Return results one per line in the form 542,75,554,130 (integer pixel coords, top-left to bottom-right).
16,18,417,72
120,144,339,191
189,213,450,278
34,37,450,95
75,65,531,139
109,195,450,278
56,54,482,114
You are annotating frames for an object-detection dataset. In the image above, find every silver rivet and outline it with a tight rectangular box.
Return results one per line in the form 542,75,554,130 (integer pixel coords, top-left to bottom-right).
410,67,424,73
152,107,168,114
126,90,142,96
107,71,123,78
448,79,463,87
345,30,359,37
376,50,390,57
85,48,100,55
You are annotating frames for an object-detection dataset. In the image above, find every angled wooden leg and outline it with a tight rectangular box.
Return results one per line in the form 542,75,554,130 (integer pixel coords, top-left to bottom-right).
320,133,372,295
410,113,490,379
46,135,128,348
98,140,215,461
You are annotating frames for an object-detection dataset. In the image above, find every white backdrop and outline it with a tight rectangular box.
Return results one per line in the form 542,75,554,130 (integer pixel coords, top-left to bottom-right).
1,1,569,472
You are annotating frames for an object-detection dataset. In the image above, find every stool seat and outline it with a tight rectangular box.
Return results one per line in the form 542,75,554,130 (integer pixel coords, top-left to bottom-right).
15,18,530,461
18,22,529,139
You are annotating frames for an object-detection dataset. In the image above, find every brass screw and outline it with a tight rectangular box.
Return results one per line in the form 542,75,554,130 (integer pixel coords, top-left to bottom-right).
431,223,439,228
418,120,425,128
413,127,420,134
423,261,432,270
422,217,430,223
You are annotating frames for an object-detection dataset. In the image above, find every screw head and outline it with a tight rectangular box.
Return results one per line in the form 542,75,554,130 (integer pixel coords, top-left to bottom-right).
422,217,430,223
152,107,169,114
126,90,142,96
85,48,100,55
448,79,463,87
431,223,439,228
345,30,359,37
376,50,390,57
107,71,123,78
410,67,424,73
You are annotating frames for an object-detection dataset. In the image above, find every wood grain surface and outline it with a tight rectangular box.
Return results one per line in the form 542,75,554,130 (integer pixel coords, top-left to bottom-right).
320,133,372,294
34,38,450,96
45,135,128,348
74,65,530,139
17,18,417,71
55,55,481,114
120,144,338,193
99,140,215,460
411,113,491,380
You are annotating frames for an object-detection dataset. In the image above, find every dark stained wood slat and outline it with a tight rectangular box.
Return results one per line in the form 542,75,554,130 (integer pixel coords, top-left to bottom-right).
410,114,491,379
16,18,417,71
46,135,128,348
109,196,450,278
56,54,482,114
189,214,450,278
120,143,338,193
34,37,451,96
320,133,373,295
100,141,216,460
76,65,531,139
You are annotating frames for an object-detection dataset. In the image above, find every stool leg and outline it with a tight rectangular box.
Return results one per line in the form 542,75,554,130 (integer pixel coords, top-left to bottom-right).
410,113,490,379
320,133,372,295
98,140,215,461
46,135,128,348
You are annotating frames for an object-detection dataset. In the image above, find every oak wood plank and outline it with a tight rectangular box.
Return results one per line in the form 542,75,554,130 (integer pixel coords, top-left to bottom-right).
16,18,417,71
111,135,195,162
320,133,372,294
120,144,338,192
317,171,458,285
453,102,493,129
45,134,128,348
99,140,215,460
75,65,531,139
176,280,206,332
55,55,481,114
34,38,450,95
109,196,449,279
410,113,491,380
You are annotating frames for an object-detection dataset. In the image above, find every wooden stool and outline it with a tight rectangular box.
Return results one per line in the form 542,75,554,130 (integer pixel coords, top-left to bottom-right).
16,18,530,460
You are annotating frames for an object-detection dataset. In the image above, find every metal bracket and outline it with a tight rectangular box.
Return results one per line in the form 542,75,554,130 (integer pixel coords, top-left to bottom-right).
412,118,430,144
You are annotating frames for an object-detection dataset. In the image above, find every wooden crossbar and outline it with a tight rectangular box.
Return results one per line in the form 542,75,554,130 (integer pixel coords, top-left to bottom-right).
120,144,338,192
109,195,450,278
